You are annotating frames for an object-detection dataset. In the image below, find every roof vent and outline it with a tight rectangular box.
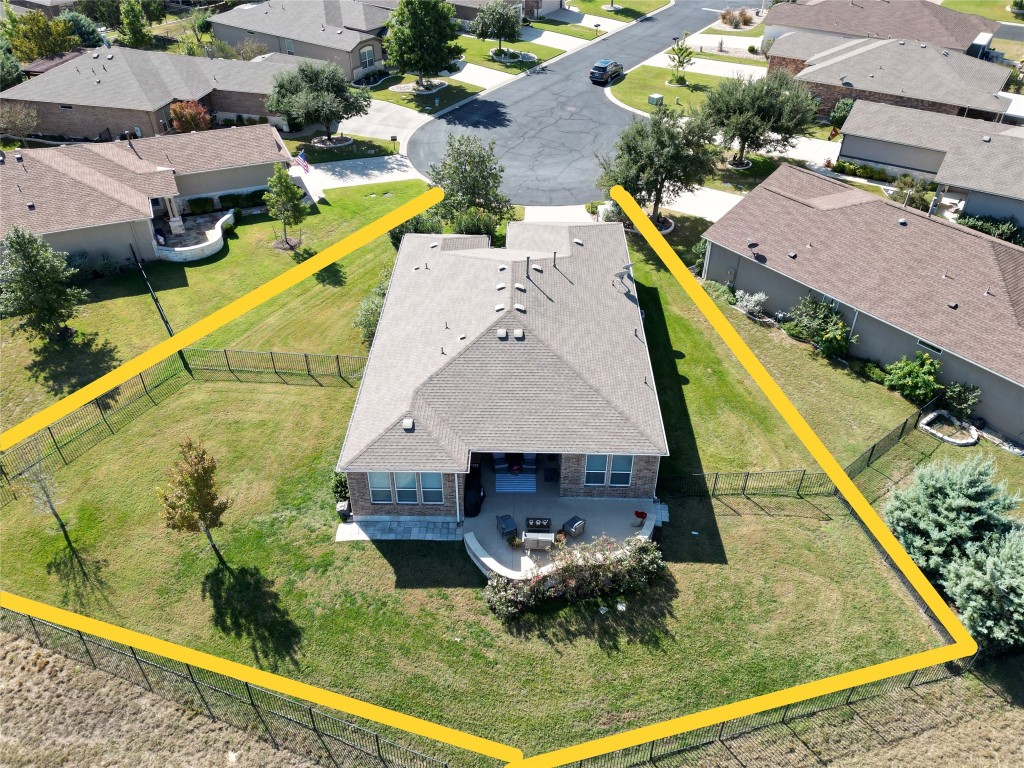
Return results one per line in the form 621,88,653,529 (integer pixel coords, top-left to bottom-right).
531,263,543,273
496,282,506,290
430,241,439,248
514,282,525,291
573,238,583,246
788,251,797,259
498,264,507,271
513,328,524,340
898,40,905,45
947,302,958,310
941,50,949,57
92,52,99,58
497,328,508,339
106,54,113,60
402,418,415,431
514,303,525,312
982,135,991,142
495,303,505,312
95,79,100,84
920,43,927,48
898,218,907,226
14,153,23,163
26,202,35,210
459,334,466,340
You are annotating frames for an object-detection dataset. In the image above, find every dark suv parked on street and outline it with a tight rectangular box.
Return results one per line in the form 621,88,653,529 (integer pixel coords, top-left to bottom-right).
589,59,623,85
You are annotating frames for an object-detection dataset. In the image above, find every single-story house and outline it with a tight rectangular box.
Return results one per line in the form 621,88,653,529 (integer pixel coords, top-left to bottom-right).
701,164,1024,440
764,0,1000,58
838,101,1024,223
0,46,305,140
7,0,77,18
0,124,292,265
767,32,1013,120
20,49,85,78
337,222,669,536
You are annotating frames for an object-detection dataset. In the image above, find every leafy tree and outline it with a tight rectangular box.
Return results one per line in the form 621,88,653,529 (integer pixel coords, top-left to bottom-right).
77,0,121,30
1,45,22,90
3,10,80,61
0,226,87,343
354,279,389,348
384,0,464,87
887,174,930,211
185,8,212,44
263,163,308,247
666,33,694,85
160,438,233,568
701,70,817,164
427,134,514,223
472,0,521,53
883,351,942,404
943,527,1024,650
170,100,211,132
943,381,982,421
141,0,166,25
388,210,444,249
0,99,37,138
56,10,102,48
235,37,269,61
598,107,719,224
266,60,370,136
118,0,152,49
885,457,1018,583
829,97,854,130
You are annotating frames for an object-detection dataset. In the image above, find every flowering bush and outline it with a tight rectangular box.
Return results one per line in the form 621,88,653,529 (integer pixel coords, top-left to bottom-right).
734,289,767,317
883,351,942,405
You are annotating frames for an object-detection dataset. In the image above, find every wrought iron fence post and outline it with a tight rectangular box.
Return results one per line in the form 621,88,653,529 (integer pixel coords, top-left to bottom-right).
244,682,279,749
95,400,114,434
304,353,313,377
710,472,719,497
845,686,855,705
648,739,655,764
186,664,216,721
77,631,97,668
717,721,726,741
906,669,918,688
309,707,342,768
130,646,154,691
140,370,157,405
374,732,385,767
271,350,279,375
865,442,876,467
741,471,749,496
781,703,791,724
335,355,343,378
224,349,232,372
46,426,67,465
27,615,44,646
796,468,806,496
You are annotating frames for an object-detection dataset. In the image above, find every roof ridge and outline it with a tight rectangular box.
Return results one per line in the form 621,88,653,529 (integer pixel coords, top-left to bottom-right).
989,241,1024,328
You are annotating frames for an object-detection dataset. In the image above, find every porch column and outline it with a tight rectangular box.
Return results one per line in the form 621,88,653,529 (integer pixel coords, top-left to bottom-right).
165,196,185,235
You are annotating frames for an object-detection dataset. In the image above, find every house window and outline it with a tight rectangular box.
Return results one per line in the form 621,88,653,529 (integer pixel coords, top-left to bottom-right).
917,339,943,355
368,472,392,503
420,473,444,504
284,38,295,54
609,455,633,486
394,472,418,503
359,46,374,70
584,455,607,486
59,104,73,111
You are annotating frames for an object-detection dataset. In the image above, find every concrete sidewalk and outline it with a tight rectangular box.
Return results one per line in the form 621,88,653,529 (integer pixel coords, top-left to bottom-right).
642,52,767,80
290,155,426,200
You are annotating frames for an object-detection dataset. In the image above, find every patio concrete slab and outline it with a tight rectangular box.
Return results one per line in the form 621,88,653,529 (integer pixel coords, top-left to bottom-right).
290,155,426,199
642,52,766,80
446,61,516,89
522,204,593,222
662,186,744,222
520,26,589,52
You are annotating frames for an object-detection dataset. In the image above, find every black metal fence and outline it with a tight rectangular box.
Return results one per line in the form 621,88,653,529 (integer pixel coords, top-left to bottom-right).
0,606,446,768
0,347,366,506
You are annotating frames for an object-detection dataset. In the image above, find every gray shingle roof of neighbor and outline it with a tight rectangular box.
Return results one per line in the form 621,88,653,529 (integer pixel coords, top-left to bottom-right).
0,47,306,111
702,164,1024,387
771,32,1012,114
840,100,1024,201
209,0,387,51
764,0,999,52
0,125,291,237
337,223,670,473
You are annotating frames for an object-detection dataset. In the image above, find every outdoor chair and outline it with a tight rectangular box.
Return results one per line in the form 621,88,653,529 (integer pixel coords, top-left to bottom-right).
563,516,586,538
496,514,517,539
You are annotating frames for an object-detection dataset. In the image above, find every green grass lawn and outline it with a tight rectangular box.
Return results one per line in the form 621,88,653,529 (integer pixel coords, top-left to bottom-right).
994,36,1024,62
714,22,765,38
847,180,890,198
804,122,837,141
369,75,483,114
0,381,941,762
458,35,564,73
692,51,768,67
529,17,605,40
282,134,396,164
567,0,670,22
941,0,1019,23
610,67,723,114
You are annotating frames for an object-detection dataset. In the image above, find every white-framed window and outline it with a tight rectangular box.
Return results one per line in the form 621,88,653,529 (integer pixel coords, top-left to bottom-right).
609,455,633,486
59,104,74,111
359,46,374,70
420,473,444,504
368,472,392,503
917,339,943,355
394,472,418,504
284,38,295,54
584,454,608,486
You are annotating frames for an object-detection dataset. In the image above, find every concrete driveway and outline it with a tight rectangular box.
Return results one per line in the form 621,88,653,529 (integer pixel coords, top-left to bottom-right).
290,155,426,200
336,101,431,153
407,1,718,205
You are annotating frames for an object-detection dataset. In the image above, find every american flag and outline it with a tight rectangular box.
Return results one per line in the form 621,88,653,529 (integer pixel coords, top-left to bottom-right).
292,150,310,173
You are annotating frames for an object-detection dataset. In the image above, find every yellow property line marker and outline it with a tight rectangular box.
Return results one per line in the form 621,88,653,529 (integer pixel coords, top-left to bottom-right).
0,187,445,451
0,592,522,763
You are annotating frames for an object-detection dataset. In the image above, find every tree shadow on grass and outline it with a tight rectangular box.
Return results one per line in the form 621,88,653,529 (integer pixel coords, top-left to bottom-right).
372,541,488,589
292,246,347,287
506,573,679,653
45,536,112,612
201,564,302,671
25,332,121,398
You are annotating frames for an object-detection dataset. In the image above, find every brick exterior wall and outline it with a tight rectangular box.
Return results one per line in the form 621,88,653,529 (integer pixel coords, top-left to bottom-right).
559,454,660,499
347,471,461,518
10,99,165,139
804,82,962,117
767,56,806,76
209,89,273,120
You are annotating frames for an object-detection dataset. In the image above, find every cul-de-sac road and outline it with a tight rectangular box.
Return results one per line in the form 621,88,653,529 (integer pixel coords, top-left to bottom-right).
407,1,719,205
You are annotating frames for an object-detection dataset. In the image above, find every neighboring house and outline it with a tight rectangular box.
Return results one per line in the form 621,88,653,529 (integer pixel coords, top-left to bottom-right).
0,47,305,140
838,101,1024,223
7,0,77,18
768,32,1012,120
337,223,669,530
701,165,1024,440
0,124,292,264
763,0,1000,58
20,48,85,78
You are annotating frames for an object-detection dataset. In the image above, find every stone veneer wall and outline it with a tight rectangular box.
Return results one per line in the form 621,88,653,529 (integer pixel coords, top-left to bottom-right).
347,472,461,518
559,455,660,499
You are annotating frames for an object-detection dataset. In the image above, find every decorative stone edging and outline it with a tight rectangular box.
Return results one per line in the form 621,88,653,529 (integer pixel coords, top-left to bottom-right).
919,410,979,446
311,135,354,149
727,159,753,170
388,80,448,94
490,49,537,64
625,216,675,235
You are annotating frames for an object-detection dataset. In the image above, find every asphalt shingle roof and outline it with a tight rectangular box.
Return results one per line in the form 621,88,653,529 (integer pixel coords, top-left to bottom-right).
703,165,1024,387
0,125,290,237
772,32,1012,113
840,100,1024,201
764,0,998,52
209,0,386,52
338,224,669,472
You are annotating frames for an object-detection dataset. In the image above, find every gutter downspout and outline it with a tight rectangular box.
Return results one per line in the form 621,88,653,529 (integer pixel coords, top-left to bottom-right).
848,308,860,340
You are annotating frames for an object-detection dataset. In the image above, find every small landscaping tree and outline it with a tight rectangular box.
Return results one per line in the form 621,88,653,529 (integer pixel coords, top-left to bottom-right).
472,0,521,54
887,174,930,212
885,457,1018,583
598,107,720,225
385,0,464,87
266,60,371,137
428,133,514,224
263,163,308,248
235,38,270,61
185,8,212,45
56,10,103,48
0,225,87,343
76,0,121,30
883,351,942,405
354,279,389,348
829,97,854,130
666,33,694,85
170,100,211,132
3,9,80,61
118,0,152,49
160,438,233,569
943,381,982,421
701,71,817,165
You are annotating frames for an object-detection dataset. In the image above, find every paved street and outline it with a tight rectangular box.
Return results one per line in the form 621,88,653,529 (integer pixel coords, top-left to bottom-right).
407,1,718,205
